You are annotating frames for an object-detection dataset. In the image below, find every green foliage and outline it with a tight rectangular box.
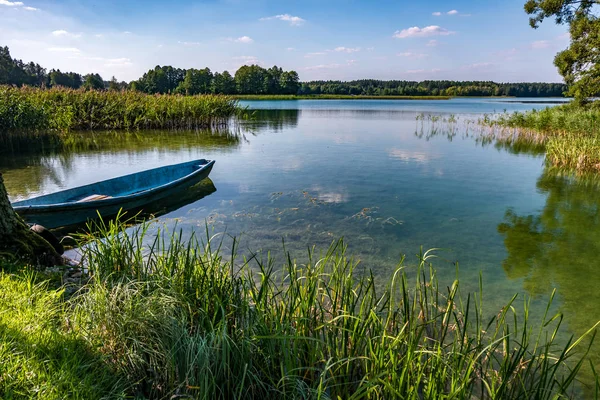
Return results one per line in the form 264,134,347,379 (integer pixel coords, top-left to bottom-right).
130,65,186,94
0,273,127,399
524,0,600,102
49,69,82,89
524,0,598,28
555,15,600,101
234,64,270,94
299,79,568,97
211,71,236,94
489,102,600,172
0,46,47,87
1,218,589,398
0,44,570,98
175,67,213,95
82,73,105,90
0,86,239,133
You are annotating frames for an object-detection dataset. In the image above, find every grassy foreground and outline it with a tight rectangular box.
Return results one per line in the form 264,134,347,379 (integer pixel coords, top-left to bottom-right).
0,219,598,399
234,94,451,100
489,102,600,173
0,86,239,133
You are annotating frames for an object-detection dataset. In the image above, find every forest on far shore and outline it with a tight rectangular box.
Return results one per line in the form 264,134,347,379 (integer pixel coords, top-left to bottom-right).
0,45,568,97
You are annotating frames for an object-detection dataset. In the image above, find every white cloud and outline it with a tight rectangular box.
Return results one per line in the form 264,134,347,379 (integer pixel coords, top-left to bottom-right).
260,14,305,26
334,46,360,53
0,0,39,11
52,30,82,38
178,41,201,46
0,0,24,6
393,26,455,39
304,63,342,70
235,36,254,43
104,57,132,67
426,40,439,47
123,31,132,34
304,52,326,58
287,47,295,51
462,62,493,69
305,60,355,70
434,10,469,17
531,40,550,49
397,52,427,59
405,68,442,74
48,47,81,53
232,55,260,65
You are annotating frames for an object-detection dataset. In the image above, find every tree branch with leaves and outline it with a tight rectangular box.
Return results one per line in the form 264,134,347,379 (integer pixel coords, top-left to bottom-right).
525,0,600,102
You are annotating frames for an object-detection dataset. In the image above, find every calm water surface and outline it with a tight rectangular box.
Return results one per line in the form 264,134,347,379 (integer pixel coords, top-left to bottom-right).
3,97,599,377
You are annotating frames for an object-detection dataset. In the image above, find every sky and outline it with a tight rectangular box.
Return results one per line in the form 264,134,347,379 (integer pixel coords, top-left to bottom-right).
0,0,570,83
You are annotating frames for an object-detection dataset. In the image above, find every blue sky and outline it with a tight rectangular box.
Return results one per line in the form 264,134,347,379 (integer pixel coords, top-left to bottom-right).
1,0,569,82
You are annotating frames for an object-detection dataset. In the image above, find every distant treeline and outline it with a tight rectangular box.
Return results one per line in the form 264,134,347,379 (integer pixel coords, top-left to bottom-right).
130,65,300,95
1,45,567,97
298,80,568,97
0,46,110,90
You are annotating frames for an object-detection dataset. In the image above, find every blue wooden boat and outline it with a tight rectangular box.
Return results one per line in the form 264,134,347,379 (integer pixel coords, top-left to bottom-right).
12,159,215,228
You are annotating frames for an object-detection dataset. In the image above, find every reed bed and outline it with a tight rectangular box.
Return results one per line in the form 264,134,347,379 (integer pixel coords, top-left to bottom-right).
0,86,240,133
488,103,600,173
1,218,597,399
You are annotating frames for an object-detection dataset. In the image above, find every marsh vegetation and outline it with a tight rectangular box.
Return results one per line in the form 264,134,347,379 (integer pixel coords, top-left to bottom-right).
486,103,600,173
0,86,239,134
0,218,597,399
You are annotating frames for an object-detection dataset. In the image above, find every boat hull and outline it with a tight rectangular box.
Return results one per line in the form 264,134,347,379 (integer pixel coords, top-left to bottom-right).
12,159,215,229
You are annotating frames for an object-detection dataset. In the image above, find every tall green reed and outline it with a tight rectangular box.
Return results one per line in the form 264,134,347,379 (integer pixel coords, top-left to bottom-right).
0,86,239,134
70,217,600,399
483,102,600,173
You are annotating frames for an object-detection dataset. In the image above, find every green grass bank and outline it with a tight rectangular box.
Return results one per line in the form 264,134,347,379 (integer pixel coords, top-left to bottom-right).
0,219,598,399
0,86,239,133
489,102,600,173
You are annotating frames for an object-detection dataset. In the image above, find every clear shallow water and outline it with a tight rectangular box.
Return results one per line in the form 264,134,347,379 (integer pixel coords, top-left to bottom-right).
3,98,600,382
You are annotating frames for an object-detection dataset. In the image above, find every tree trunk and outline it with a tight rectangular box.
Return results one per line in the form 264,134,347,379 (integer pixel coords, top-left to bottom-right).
0,173,60,267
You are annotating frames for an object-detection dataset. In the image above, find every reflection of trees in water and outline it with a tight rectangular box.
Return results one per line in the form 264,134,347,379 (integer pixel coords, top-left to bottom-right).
241,109,299,132
498,171,600,386
2,128,242,199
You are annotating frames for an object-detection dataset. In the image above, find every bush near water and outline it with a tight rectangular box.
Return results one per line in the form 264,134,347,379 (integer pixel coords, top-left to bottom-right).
0,219,597,399
0,86,239,132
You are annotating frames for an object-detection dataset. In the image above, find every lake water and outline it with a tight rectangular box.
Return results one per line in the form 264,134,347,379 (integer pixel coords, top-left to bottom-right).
3,97,599,380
